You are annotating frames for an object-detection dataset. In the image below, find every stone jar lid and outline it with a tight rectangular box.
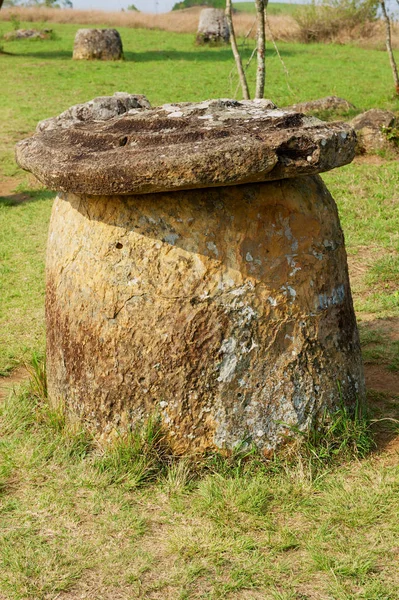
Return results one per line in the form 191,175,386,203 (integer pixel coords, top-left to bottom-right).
15,97,356,195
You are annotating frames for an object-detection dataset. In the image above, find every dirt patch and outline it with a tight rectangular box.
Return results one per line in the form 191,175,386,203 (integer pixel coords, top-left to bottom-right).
353,154,395,166
0,176,21,197
361,316,399,341
0,174,45,204
365,364,399,397
353,154,387,165
365,361,399,462
0,367,28,402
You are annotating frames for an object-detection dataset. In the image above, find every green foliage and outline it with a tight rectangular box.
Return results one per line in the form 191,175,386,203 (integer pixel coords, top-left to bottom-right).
294,0,379,43
127,3,139,10
172,0,225,10
382,124,399,145
9,13,20,30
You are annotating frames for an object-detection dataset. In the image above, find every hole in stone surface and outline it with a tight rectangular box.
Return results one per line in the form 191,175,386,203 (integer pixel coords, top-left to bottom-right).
237,393,242,399
276,138,317,161
116,242,123,249
119,136,128,147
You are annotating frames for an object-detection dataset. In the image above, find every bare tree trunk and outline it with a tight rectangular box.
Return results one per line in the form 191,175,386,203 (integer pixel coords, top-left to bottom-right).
0,0,4,10
255,0,267,98
225,0,250,100
380,0,399,95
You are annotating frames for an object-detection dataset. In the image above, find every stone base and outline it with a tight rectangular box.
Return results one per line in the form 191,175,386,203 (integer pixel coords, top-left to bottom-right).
46,176,365,454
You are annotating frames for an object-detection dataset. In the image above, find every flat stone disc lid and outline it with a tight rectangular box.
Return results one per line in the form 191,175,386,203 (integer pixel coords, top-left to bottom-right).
15,98,356,195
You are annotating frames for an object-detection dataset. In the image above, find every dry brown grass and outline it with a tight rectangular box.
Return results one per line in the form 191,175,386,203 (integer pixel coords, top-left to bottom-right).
1,5,398,47
0,6,299,41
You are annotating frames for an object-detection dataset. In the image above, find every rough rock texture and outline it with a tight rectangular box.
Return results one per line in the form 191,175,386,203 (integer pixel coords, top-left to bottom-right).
349,109,397,154
16,95,363,454
196,8,230,44
46,177,365,453
4,28,53,40
16,98,357,196
73,28,123,61
288,96,355,115
37,92,151,132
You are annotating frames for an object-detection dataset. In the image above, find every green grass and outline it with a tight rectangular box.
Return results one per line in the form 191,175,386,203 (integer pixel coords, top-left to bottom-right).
0,189,51,374
323,161,399,320
0,375,397,599
0,21,398,599
0,20,398,370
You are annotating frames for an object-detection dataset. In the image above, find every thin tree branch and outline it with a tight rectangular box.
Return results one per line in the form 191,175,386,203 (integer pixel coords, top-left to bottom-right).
380,0,399,95
235,45,257,97
255,0,267,98
226,0,250,100
228,18,256,96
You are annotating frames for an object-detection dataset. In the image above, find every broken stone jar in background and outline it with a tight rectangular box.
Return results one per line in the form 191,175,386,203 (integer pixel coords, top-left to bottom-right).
15,96,365,455
196,8,230,45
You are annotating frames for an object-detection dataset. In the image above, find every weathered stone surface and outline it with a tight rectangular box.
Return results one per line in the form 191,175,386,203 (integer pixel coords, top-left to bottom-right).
4,28,53,40
73,28,123,61
16,98,356,196
349,109,397,154
16,95,363,454
288,96,355,115
46,177,364,454
196,8,230,44
37,92,151,132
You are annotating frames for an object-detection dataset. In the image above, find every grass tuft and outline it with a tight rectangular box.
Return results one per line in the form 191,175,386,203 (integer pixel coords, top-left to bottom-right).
26,351,47,403
94,416,171,489
162,458,194,494
285,401,375,470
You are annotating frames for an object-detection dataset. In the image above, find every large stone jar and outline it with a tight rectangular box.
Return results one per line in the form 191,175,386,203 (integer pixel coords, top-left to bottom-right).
16,97,365,454
196,8,230,45
73,28,123,61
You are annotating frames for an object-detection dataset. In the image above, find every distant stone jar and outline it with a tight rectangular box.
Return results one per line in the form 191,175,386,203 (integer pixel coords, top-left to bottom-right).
15,97,365,455
350,109,397,155
196,8,230,45
73,28,123,61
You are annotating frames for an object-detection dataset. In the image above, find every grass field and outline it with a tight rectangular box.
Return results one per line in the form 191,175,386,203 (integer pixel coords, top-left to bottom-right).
0,17,398,600
1,20,398,372
235,1,302,15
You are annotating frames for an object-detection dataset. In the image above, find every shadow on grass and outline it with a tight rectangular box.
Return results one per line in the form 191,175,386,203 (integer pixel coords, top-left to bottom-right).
124,47,296,63
16,47,296,62
0,189,54,207
11,49,73,60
